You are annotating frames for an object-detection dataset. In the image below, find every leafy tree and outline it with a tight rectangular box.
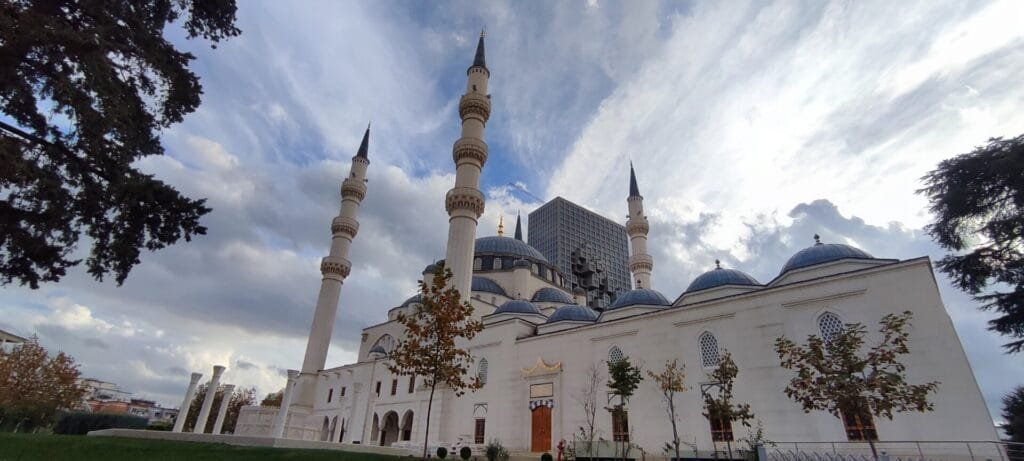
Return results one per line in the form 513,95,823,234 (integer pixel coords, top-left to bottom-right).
774,312,940,459
647,359,688,461
920,134,1024,352
572,362,604,460
182,384,255,434
260,389,283,407
387,263,484,459
606,356,642,461
701,351,753,460
0,0,241,288
0,336,85,431
1002,385,1024,442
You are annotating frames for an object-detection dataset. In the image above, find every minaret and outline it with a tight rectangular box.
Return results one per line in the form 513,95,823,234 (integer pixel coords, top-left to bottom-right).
444,31,491,297
626,163,653,289
514,212,523,241
293,125,371,408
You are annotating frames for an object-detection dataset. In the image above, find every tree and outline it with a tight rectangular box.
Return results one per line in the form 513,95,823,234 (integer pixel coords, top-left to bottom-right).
647,359,688,461
920,134,1024,353
573,362,604,460
0,337,85,431
701,351,753,460
0,0,241,288
387,263,484,459
1002,385,1024,442
260,389,283,407
774,311,940,460
606,356,643,461
182,384,255,433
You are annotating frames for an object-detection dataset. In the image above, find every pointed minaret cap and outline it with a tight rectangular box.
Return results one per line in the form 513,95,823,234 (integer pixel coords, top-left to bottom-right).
471,30,487,70
629,161,641,197
356,123,370,159
514,212,523,241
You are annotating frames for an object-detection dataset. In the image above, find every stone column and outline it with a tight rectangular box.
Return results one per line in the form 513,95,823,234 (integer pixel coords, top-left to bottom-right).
272,370,300,439
172,372,203,432
192,365,225,433
211,384,236,435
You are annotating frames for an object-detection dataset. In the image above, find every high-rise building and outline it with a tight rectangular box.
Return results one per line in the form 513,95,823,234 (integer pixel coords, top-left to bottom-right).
528,196,630,309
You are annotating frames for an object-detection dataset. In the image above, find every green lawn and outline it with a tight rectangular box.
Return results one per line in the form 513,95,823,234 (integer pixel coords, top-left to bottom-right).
0,433,406,461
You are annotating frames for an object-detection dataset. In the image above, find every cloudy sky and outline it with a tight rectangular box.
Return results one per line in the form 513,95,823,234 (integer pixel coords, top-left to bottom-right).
3,0,1023,423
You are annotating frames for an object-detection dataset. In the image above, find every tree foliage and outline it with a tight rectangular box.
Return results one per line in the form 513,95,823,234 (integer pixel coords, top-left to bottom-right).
260,389,283,407
1002,385,1024,442
606,356,642,461
0,337,85,431
0,0,241,288
920,134,1024,352
702,351,753,457
182,384,255,434
387,263,484,458
647,359,687,461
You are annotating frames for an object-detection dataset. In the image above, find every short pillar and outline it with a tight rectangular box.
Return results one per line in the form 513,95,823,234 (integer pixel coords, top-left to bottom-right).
172,372,203,433
192,365,225,433
271,369,300,439
211,384,236,434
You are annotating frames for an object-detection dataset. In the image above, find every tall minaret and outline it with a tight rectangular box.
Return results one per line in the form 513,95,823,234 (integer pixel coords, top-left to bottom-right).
626,163,653,289
444,31,491,297
294,126,371,408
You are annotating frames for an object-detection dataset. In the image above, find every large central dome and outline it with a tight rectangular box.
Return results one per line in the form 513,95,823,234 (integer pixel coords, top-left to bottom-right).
474,236,549,262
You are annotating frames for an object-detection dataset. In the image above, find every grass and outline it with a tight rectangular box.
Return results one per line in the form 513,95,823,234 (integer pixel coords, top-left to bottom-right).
0,432,406,461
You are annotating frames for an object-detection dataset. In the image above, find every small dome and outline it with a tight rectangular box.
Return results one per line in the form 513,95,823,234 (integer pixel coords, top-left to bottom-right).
572,287,586,296
513,258,531,268
608,289,670,310
472,276,507,296
531,287,574,304
494,299,543,316
422,263,437,275
474,236,549,262
369,345,386,355
547,304,599,323
780,237,875,275
686,266,760,293
400,294,421,307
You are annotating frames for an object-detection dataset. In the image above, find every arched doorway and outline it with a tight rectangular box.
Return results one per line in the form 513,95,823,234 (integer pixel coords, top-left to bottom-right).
338,418,347,443
400,410,414,441
531,405,552,452
329,416,338,442
320,416,330,441
380,411,400,446
370,414,380,443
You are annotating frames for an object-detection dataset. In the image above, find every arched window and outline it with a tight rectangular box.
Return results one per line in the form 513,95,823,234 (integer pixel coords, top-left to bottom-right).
492,258,502,271
531,263,539,275
474,258,483,271
608,346,624,363
699,332,720,368
373,334,395,354
478,358,489,385
818,312,844,341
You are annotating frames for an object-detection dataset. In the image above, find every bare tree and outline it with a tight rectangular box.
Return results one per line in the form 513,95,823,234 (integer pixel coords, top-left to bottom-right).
573,362,604,459
648,359,688,461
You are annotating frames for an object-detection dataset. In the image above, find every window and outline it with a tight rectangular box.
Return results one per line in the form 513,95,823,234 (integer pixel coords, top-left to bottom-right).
611,408,629,442
709,413,733,441
474,258,483,270
842,407,878,441
478,358,489,385
341,386,346,397
408,376,416,393
474,418,486,444
699,332,720,368
375,381,381,396
391,379,398,396
327,388,333,403
819,312,844,341
492,258,502,270
608,346,624,364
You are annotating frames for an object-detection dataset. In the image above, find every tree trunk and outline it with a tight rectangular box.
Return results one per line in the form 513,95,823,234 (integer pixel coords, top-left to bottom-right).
423,382,437,459
867,438,878,461
668,398,680,461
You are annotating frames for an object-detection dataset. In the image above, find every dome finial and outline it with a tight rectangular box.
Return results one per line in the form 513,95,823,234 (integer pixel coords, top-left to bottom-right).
715,259,721,269
497,215,504,237
813,233,821,245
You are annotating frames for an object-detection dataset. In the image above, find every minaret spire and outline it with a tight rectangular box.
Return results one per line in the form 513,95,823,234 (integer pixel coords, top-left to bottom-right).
625,163,653,289
514,212,523,241
444,30,492,298
356,123,370,159
498,215,504,237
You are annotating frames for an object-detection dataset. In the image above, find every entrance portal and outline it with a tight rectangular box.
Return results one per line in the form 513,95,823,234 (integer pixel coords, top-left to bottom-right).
531,405,551,453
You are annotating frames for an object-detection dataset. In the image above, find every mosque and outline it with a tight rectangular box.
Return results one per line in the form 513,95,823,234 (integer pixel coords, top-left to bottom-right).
232,34,998,455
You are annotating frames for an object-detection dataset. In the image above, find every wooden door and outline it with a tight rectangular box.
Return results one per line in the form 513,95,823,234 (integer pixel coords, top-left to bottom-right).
531,405,551,452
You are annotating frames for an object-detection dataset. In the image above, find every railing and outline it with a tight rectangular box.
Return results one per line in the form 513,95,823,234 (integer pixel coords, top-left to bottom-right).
765,441,1024,461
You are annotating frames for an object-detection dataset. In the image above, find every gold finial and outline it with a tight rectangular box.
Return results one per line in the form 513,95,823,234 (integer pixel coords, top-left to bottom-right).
498,215,504,237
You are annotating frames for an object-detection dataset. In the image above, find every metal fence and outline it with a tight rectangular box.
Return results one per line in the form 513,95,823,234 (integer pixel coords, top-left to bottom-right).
765,441,1024,461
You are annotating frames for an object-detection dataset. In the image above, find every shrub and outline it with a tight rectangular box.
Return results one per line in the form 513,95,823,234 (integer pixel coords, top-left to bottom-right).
542,453,553,461
485,439,509,461
147,421,173,431
437,447,448,459
53,411,148,435
461,446,473,460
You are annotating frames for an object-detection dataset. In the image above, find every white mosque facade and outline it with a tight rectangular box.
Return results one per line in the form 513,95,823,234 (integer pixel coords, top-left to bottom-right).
233,35,998,455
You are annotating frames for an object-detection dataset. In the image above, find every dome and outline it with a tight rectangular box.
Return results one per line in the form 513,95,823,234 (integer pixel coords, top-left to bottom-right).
474,236,549,262
531,287,574,304
607,289,670,310
368,345,386,355
547,304,599,323
472,276,507,296
686,267,760,293
400,294,421,307
780,239,875,275
494,299,543,316
422,263,437,275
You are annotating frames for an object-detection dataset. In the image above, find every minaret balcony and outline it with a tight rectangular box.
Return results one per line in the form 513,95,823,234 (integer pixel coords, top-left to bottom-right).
320,256,352,280
340,178,367,201
331,216,360,239
445,187,485,218
452,137,488,168
459,93,491,122
626,218,649,235
629,254,653,272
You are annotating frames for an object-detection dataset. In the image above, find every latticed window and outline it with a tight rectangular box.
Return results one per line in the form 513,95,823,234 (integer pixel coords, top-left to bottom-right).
699,332,720,368
842,407,878,441
478,358,489,385
608,346,624,363
819,312,844,341
474,418,486,444
709,413,734,441
611,408,629,442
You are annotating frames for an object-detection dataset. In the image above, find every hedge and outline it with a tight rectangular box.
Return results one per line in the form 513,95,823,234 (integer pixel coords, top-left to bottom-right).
53,411,148,435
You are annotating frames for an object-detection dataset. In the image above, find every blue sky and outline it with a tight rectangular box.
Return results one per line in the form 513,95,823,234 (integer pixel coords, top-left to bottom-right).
2,0,1023,424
